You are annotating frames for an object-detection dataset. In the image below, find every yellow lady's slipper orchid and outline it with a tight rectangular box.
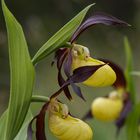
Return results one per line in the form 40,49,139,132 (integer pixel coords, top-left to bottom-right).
71,44,116,87
91,96,123,122
48,99,93,140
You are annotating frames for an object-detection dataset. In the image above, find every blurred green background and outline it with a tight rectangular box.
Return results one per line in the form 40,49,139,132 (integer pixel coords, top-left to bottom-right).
0,0,140,139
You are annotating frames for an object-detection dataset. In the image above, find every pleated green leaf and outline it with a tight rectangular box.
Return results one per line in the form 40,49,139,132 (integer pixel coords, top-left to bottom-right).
126,102,140,140
0,110,33,140
14,110,33,140
124,37,139,140
1,0,35,139
32,4,94,65
0,111,7,139
124,37,136,103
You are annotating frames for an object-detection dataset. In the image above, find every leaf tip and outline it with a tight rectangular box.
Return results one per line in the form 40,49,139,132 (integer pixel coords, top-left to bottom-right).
83,3,95,12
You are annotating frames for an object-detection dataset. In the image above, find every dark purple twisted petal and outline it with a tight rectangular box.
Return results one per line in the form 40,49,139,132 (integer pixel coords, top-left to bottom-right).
69,64,104,83
100,59,126,88
51,64,104,99
51,48,68,66
63,50,72,77
70,12,130,43
115,99,133,135
58,70,72,100
55,48,72,100
63,51,85,101
71,83,85,101
56,48,68,69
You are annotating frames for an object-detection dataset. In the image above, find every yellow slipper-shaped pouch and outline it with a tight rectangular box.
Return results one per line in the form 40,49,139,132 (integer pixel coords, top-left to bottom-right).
91,97,123,121
48,99,93,140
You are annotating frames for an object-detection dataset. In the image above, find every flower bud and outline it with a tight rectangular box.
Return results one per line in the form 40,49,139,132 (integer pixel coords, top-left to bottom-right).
49,100,93,140
72,44,116,87
91,97,123,121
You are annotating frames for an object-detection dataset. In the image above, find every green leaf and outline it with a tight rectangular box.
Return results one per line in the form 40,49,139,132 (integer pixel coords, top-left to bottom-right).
0,111,7,139
126,102,140,140
14,110,33,140
0,110,33,140
124,37,136,104
1,0,35,139
32,4,95,65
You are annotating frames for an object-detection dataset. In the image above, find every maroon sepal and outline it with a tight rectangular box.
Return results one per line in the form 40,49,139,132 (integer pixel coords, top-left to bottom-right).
70,12,130,43
51,48,68,66
56,48,72,100
63,51,85,100
58,70,72,100
27,102,50,140
63,49,72,77
82,110,93,121
36,102,50,140
115,98,132,136
27,116,37,140
100,59,126,88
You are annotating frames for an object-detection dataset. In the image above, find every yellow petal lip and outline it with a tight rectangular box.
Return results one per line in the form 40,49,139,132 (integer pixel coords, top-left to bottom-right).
48,100,93,140
91,97,123,122
49,114,93,140
72,56,116,87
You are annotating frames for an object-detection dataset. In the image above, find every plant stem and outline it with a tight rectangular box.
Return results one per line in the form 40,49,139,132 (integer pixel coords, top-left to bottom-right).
31,95,50,103
131,71,140,76
64,42,73,48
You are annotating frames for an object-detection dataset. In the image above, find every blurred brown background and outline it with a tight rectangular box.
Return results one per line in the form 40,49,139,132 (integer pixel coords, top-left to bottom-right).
0,0,140,139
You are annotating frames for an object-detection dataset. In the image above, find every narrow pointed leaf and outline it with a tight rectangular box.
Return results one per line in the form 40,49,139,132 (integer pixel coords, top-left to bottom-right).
71,12,130,43
32,4,94,65
124,37,136,103
126,102,140,140
1,0,35,139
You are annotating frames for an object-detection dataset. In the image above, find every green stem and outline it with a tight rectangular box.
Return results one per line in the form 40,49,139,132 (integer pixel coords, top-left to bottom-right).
31,95,50,103
131,71,140,76
64,42,73,48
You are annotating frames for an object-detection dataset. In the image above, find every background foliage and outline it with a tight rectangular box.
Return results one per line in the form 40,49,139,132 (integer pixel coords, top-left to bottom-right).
0,0,140,140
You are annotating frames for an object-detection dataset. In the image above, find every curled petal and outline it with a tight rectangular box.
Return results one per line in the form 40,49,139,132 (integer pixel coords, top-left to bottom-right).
70,12,130,43
91,97,123,121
